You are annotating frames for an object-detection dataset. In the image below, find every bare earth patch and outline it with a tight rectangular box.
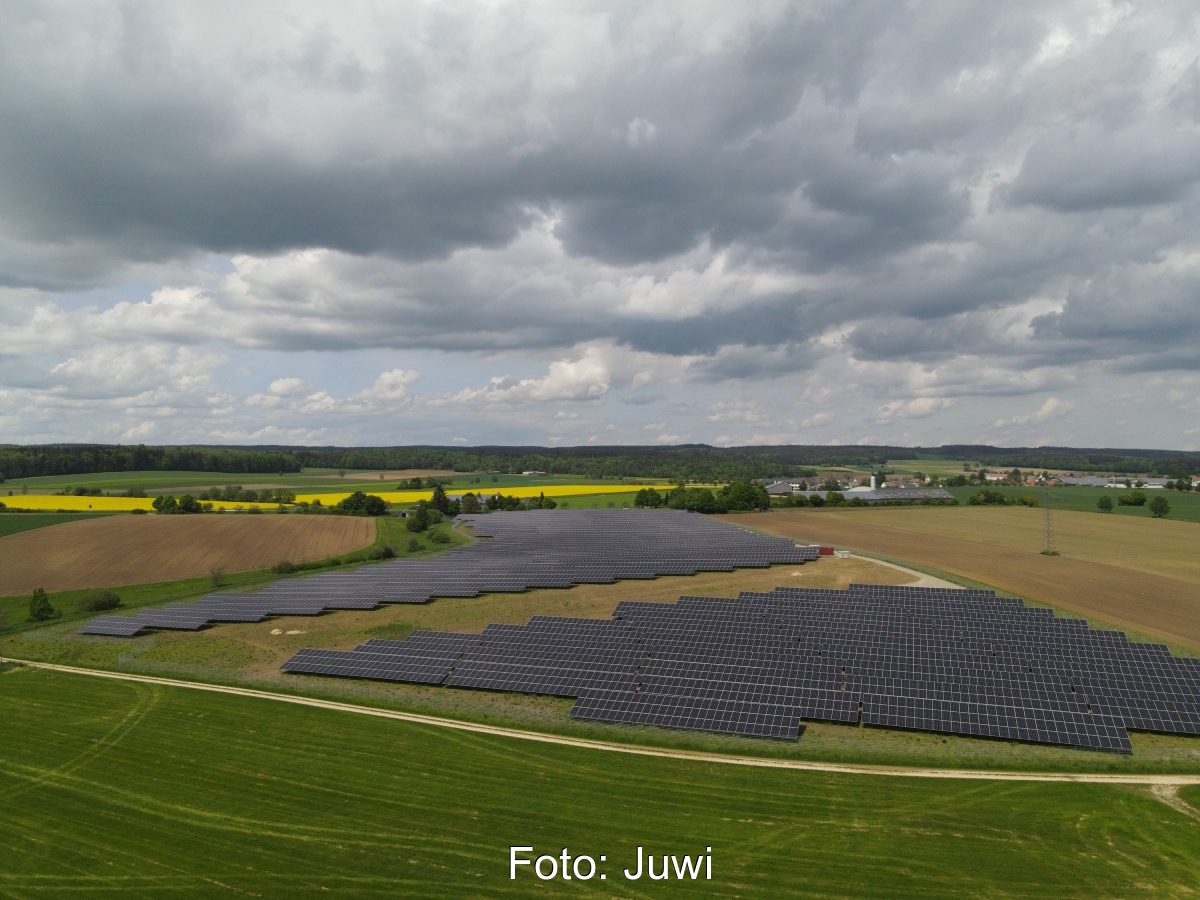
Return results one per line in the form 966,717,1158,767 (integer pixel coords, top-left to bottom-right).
0,515,375,594
726,508,1200,651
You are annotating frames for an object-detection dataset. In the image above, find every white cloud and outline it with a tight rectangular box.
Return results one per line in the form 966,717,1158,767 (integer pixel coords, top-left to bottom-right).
876,397,955,423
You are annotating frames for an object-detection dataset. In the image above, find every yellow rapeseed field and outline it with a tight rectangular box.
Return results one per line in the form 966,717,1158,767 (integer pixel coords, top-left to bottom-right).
2,484,638,513
292,484,638,505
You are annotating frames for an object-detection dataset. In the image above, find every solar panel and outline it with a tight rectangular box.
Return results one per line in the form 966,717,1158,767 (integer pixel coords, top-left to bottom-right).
79,509,821,636
282,581,1200,753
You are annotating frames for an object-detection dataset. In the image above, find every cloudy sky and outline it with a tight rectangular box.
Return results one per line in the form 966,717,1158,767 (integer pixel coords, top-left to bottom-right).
2,1,1198,450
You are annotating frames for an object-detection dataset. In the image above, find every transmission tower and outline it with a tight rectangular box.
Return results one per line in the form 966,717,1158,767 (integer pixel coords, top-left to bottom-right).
1042,481,1057,556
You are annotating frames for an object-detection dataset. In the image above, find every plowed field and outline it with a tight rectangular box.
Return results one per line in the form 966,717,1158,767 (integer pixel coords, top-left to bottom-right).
726,508,1200,650
0,515,376,594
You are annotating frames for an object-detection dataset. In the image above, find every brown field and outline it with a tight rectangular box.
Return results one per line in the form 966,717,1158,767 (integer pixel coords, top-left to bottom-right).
726,508,1200,650
0,515,376,594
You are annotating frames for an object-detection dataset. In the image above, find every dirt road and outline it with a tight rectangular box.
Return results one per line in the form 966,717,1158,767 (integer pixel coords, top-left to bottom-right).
5,657,1198,788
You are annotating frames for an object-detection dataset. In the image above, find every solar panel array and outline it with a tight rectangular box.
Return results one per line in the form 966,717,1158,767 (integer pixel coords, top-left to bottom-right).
282,584,1200,752
79,509,819,636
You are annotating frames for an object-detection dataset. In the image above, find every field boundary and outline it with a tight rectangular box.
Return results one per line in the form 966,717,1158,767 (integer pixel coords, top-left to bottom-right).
6,657,1199,786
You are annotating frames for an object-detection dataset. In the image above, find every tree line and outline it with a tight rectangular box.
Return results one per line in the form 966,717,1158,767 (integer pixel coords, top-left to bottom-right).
2,442,1197,483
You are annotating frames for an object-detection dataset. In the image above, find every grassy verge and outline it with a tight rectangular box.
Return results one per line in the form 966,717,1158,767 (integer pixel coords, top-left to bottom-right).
3,666,1199,897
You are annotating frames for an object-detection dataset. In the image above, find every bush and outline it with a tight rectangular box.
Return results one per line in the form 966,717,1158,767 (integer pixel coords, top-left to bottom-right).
968,489,1010,505
430,529,453,544
370,545,397,560
28,587,58,622
1118,491,1146,507
406,536,421,553
78,589,121,612
130,507,147,515
271,560,298,574
1017,495,1040,507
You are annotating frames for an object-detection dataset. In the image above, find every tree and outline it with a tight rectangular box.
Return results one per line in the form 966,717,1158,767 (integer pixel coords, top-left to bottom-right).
460,492,480,514
152,495,179,514
406,502,432,532
634,487,664,508
1097,495,1113,513
336,491,388,516
28,587,58,622
430,483,452,515
1149,495,1171,518
1118,491,1146,507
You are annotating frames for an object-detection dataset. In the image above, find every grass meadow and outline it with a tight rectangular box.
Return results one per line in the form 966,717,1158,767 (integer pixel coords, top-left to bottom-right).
2,665,1199,897
0,512,108,536
942,483,1200,523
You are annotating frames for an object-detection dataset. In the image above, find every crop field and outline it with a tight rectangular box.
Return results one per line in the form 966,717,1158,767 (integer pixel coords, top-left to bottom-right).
0,514,376,595
3,482,643,512
943,483,1200,523
1,666,1198,897
728,507,1200,650
0,512,108,537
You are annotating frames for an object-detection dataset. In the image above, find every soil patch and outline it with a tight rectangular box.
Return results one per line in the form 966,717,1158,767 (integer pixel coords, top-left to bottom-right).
0,515,375,594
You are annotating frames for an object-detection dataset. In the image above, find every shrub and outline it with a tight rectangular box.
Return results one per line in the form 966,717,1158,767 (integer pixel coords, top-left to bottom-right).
130,507,147,514
370,544,396,560
78,589,121,612
271,560,298,574
209,566,226,587
1118,491,1146,506
406,536,421,553
967,489,1009,505
1017,495,1040,507
28,587,58,622
430,529,452,544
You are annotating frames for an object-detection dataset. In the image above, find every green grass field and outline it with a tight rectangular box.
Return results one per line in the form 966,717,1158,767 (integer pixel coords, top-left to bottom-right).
0,512,108,537
2,666,1198,897
943,484,1200,523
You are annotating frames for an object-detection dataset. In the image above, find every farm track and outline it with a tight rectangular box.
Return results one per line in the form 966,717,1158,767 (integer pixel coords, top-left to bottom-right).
727,509,1200,650
6,658,1199,788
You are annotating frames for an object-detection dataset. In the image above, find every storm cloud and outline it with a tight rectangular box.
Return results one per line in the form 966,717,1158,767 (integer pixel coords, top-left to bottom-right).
1,0,1198,448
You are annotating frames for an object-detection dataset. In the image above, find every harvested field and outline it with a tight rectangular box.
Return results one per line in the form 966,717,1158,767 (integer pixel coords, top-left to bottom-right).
727,508,1200,650
0,515,376,595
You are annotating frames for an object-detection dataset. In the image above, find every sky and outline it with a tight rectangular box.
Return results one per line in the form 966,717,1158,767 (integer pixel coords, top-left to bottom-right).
2,1,1199,451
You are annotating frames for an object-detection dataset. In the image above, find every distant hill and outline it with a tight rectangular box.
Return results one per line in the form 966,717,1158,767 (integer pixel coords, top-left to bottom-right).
2,442,1197,482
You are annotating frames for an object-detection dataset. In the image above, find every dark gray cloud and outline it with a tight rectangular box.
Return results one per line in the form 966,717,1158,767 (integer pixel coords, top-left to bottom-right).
2,0,1200,448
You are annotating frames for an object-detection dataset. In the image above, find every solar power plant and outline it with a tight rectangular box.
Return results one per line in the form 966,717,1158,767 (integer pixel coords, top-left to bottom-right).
78,509,819,637
281,584,1200,753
